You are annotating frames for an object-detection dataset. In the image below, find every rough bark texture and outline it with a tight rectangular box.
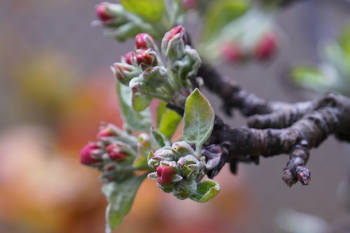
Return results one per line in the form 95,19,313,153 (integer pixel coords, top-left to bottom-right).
198,64,350,186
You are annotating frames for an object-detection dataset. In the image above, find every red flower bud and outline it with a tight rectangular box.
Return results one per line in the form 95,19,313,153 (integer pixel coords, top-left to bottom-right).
156,165,177,186
255,32,277,60
135,49,158,68
97,124,119,139
106,144,128,161
220,42,242,63
164,26,187,44
135,33,155,49
182,0,197,10
96,2,114,22
79,142,102,165
122,52,134,65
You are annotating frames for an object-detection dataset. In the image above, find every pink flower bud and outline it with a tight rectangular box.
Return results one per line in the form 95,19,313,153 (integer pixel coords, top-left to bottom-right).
122,52,134,65
96,2,114,22
182,0,197,10
97,124,120,139
134,49,158,68
220,42,242,63
135,33,155,49
164,26,187,44
106,144,128,161
156,165,177,186
79,142,102,165
255,32,277,60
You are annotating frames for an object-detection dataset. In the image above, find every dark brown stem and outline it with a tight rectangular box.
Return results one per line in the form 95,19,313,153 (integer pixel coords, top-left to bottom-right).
169,64,350,186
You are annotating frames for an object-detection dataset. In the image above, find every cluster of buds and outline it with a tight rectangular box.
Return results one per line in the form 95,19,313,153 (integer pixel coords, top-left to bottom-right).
219,31,277,63
112,26,201,112
80,123,148,182
147,141,208,200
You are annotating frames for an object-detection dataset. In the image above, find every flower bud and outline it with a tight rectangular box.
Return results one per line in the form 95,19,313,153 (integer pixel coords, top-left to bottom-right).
106,143,129,161
141,66,169,87
172,179,197,200
220,42,242,63
112,62,141,85
79,142,103,166
156,165,178,186
134,49,158,69
171,141,195,158
161,26,187,61
135,33,156,49
177,155,203,178
121,52,134,65
163,26,187,44
255,32,277,60
182,0,197,10
97,123,121,139
96,2,114,22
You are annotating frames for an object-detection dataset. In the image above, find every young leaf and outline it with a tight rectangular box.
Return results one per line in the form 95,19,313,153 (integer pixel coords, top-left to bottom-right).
120,0,165,22
117,83,152,132
132,91,153,112
190,179,220,203
183,88,214,149
156,101,167,127
158,109,182,140
103,174,146,233
151,129,169,148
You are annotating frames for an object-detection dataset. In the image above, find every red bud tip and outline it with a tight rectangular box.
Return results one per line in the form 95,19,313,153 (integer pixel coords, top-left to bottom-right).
255,32,277,60
106,144,128,161
97,125,117,139
156,165,177,185
135,49,157,67
123,52,134,65
79,143,101,165
165,26,187,44
96,3,114,22
135,33,154,49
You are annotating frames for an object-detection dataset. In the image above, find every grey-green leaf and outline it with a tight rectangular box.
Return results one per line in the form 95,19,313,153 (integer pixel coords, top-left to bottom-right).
117,82,152,132
190,179,220,203
151,129,170,148
158,109,182,140
183,88,214,147
103,174,146,233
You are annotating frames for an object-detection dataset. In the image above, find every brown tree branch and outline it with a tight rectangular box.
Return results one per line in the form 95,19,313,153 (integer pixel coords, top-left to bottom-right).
198,64,350,186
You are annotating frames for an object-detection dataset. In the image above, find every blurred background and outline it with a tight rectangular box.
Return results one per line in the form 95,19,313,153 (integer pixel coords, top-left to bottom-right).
1,0,350,232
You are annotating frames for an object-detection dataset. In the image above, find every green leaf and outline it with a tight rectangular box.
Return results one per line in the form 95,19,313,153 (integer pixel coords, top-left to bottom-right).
183,88,214,148
190,179,220,203
117,83,152,131
151,129,169,148
103,174,146,233
158,109,182,140
120,0,166,22
156,101,167,127
132,91,153,112
201,0,249,41
290,66,341,93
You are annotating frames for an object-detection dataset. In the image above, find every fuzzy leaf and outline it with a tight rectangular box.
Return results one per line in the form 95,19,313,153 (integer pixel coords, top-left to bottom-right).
103,174,146,233
117,83,152,131
132,91,153,112
183,88,214,147
158,109,182,140
190,179,220,203
151,129,169,148
120,0,165,22
156,101,167,127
